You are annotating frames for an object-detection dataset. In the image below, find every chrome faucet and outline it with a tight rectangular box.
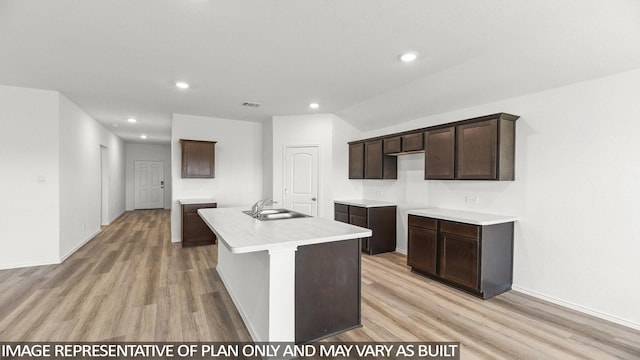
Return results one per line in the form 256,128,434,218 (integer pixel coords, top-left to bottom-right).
250,198,278,218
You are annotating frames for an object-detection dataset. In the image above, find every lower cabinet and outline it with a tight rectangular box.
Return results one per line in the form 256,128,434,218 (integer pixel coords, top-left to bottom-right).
335,203,396,255
407,214,513,299
181,203,217,247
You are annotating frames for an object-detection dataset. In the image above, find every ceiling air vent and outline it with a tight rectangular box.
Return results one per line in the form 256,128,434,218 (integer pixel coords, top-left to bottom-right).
241,101,261,108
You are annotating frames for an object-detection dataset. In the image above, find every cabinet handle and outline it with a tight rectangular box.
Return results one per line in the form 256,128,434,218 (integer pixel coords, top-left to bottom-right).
311,197,317,201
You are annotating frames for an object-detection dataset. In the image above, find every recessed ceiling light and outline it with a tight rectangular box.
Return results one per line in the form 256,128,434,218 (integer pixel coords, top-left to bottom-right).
112,124,119,128
309,103,320,109
399,51,418,63
127,118,137,123
175,81,190,89
140,134,147,139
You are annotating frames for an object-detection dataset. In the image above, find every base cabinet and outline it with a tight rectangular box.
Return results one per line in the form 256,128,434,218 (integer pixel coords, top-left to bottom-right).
407,214,513,299
182,203,217,247
335,203,396,255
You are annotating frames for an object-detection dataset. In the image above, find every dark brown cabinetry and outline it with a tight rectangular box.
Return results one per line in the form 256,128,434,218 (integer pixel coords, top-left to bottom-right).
335,203,396,255
407,216,438,275
384,132,424,155
349,112,518,181
349,140,397,179
424,127,456,179
365,140,397,179
348,143,364,179
407,214,514,299
456,118,516,180
295,238,361,343
180,139,216,178
181,202,217,247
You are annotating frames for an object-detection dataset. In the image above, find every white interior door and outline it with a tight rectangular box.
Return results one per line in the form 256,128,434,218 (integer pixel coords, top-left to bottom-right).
284,146,319,216
134,161,165,209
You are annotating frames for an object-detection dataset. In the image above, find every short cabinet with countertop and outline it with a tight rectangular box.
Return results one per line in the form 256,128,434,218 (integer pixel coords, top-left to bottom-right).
334,200,397,255
407,208,517,299
179,199,217,247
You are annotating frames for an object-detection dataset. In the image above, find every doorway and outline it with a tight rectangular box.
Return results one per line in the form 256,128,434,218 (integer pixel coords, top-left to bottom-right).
134,160,165,209
283,146,319,216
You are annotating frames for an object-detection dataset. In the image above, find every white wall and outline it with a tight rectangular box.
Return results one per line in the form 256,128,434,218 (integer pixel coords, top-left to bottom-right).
272,114,334,218
0,85,125,269
58,94,126,260
0,85,60,269
171,114,264,242
358,67,640,329
262,118,274,199
271,113,363,219
125,143,172,210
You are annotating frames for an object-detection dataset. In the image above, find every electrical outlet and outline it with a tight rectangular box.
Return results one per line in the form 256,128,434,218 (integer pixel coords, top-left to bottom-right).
465,195,479,204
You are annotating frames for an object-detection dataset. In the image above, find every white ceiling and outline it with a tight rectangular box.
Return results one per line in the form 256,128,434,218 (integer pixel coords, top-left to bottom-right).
2,0,640,144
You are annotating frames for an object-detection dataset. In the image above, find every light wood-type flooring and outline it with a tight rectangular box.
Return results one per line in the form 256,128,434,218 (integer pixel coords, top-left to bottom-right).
1,209,638,359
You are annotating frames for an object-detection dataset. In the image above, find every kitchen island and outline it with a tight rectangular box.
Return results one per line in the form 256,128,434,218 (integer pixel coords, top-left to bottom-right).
198,207,372,343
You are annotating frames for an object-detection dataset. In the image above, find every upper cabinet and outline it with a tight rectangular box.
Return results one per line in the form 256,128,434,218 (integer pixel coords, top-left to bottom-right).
425,127,456,180
180,139,216,178
456,117,515,180
348,143,364,179
365,140,398,179
349,140,397,179
349,112,518,181
383,132,424,155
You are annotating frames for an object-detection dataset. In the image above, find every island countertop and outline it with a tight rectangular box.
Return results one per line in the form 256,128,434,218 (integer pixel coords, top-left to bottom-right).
198,207,372,254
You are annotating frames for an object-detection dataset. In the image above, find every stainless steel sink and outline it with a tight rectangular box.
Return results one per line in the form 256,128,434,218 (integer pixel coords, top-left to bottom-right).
242,208,311,221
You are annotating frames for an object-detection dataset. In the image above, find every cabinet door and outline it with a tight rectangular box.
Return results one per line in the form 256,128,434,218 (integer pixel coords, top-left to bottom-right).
408,226,438,275
348,143,365,179
425,127,455,179
182,203,217,247
364,140,383,179
439,232,479,290
181,140,215,178
402,132,424,152
456,119,498,179
383,136,402,154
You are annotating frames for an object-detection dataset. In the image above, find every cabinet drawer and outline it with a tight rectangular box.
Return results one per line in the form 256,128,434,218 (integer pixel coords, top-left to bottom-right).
334,203,349,213
440,220,479,239
408,215,437,230
183,203,217,213
349,214,368,228
349,206,367,217
335,211,349,223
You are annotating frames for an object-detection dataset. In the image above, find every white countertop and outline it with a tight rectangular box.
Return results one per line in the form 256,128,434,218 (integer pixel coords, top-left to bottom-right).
198,207,372,254
179,198,217,205
334,199,397,208
408,208,519,225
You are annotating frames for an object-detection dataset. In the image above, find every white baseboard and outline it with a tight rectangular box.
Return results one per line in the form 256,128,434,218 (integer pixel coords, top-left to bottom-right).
59,228,102,263
216,266,260,342
395,247,407,255
0,258,60,271
512,286,640,331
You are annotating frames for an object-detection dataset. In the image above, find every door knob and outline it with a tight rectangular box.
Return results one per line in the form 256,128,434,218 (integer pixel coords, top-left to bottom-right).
311,197,317,201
